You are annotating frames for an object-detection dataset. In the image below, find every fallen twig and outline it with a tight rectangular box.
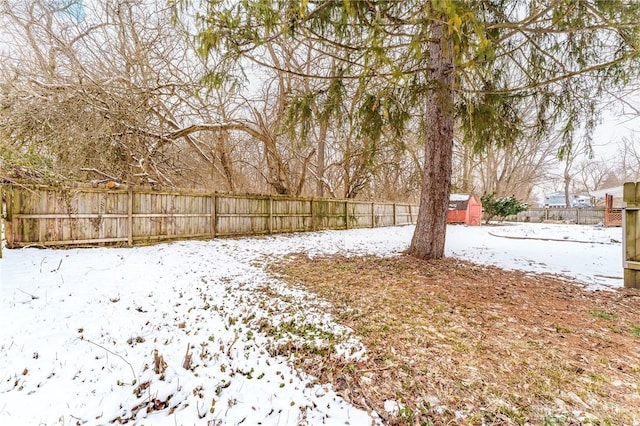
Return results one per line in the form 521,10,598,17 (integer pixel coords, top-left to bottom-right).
17,289,39,300
80,338,136,384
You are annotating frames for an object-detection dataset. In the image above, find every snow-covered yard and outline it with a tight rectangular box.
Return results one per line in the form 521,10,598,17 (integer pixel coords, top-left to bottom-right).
0,223,624,425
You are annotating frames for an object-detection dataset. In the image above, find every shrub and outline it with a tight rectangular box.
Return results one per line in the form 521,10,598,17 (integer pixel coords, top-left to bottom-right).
481,193,527,224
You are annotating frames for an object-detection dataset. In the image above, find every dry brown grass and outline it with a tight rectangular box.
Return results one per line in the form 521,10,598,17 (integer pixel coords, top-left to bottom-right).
268,255,640,425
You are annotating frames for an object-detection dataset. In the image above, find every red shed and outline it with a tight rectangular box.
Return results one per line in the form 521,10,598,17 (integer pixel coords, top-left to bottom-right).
447,194,482,226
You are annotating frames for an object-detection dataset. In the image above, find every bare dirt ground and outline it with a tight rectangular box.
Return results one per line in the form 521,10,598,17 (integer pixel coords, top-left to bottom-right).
269,255,640,425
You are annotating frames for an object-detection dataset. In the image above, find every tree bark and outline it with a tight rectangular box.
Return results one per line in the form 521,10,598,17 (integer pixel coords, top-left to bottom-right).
316,119,327,197
408,22,454,260
564,169,571,208
563,153,573,208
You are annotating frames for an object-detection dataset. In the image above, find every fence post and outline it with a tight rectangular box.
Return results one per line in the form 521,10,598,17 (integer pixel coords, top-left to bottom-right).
623,182,640,288
310,199,315,231
371,202,375,228
127,188,134,247
268,196,273,234
211,193,217,239
4,186,13,248
393,203,397,226
344,200,349,230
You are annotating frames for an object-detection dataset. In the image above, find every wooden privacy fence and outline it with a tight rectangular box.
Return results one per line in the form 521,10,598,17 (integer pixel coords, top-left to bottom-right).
0,185,418,248
623,182,640,288
505,207,610,225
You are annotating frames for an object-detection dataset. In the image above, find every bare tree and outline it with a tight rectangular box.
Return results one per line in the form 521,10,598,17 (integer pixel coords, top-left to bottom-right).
452,103,564,204
1,0,427,201
576,158,618,194
615,135,640,183
0,0,244,188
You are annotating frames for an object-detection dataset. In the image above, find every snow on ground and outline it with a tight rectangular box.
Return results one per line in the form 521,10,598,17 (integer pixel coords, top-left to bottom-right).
446,223,623,289
0,223,623,425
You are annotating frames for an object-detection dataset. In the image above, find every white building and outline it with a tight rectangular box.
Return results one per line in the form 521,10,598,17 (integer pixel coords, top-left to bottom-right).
543,192,593,208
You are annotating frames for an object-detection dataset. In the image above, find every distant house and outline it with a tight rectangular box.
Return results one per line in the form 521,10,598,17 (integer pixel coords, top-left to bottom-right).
543,192,566,207
447,194,482,225
543,192,593,208
572,195,593,208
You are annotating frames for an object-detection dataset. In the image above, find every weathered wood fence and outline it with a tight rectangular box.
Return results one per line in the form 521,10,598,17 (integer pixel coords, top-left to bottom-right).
505,207,610,225
0,185,418,248
623,182,640,288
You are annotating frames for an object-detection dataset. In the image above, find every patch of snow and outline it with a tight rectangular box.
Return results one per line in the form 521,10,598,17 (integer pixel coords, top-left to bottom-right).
0,222,624,424
450,193,471,201
445,223,622,289
383,399,403,415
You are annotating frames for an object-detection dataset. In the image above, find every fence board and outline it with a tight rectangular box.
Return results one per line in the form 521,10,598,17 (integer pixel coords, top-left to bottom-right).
313,199,347,230
349,202,373,228
394,204,413,225
374,203,395,227
272,198,312,233
216,194,270,236
0,185,418,248
5,187,130,246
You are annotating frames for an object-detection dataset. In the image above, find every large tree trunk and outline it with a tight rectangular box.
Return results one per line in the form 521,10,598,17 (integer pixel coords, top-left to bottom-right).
408,22,454,260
